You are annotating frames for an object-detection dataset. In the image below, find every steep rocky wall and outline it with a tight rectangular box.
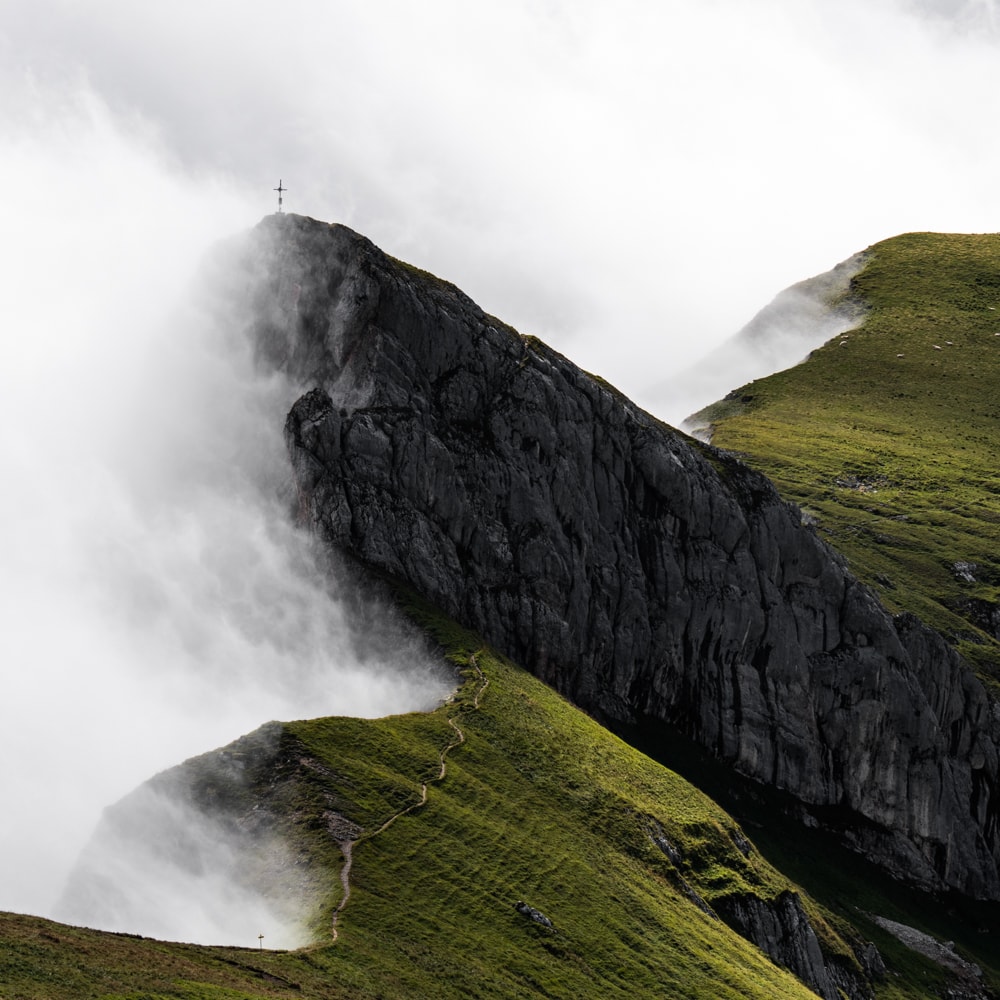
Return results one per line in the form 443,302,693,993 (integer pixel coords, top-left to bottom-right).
234,214,1000,900
714,890,872,1000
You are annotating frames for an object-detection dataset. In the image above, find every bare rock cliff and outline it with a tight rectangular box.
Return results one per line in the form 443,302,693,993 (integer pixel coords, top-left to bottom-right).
235,214,1000,900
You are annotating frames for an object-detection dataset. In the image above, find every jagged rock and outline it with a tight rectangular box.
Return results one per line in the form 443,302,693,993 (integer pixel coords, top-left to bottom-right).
853,940,887,981
229,214,1000,902
649,830,684,868
871,916,989,1000
714,890,871,1000
649,817,875,996
514,901,554,929
647,826,716,919
951,596,1000,642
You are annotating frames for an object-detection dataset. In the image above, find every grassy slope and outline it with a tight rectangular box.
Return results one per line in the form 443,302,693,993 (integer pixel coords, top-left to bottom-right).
3,617,846,1000
626,716,1000,1000
697,232,1000,682
300,615,843,1000
6,609,998,998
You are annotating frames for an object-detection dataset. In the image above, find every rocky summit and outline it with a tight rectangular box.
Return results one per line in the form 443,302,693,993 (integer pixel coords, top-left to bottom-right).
224,213,1000,904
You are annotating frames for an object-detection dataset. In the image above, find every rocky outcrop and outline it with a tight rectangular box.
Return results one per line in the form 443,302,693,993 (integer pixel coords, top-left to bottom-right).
231,214,1000,901
514,901,555,929
649,824,875,998
714,890,872,1000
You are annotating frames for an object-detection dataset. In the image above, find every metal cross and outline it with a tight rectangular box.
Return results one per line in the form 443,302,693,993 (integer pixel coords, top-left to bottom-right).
273,180,286,214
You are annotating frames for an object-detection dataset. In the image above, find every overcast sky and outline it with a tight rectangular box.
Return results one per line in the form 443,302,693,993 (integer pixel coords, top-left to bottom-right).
3,0,1000,928
6,0,1000,411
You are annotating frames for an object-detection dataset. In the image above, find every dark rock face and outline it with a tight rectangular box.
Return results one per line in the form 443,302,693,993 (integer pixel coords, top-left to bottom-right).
649,824,875,997
714,891,871,1000
236,214,1000,901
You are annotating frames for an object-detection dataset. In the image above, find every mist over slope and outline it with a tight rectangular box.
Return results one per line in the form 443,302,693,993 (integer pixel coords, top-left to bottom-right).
235,213,1000,904
5,217,1000,998
0,178,452,924
2,181,863,935
42,621,881,1000
652,250,869,431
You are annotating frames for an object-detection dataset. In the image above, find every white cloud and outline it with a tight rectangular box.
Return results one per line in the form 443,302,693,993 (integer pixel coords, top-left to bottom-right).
7,2,1000,388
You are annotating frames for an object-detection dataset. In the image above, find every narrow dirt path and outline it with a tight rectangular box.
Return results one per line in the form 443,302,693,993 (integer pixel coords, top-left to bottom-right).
331,653,487,942
331,840,352,939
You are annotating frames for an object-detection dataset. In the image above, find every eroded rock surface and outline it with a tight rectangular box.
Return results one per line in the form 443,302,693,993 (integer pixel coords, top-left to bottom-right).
233,214,1000,901
715,890,871,1000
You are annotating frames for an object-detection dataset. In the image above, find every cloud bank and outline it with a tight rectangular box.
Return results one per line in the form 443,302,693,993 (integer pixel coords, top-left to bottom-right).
6,0,1000,416
654,251,870,427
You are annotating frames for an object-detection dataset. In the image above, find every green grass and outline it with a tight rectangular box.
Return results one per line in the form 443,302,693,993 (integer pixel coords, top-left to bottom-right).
286,618,832,999
2,616,842,1000
0,912,323,1000
4,605,995,998
697,232,1000,681
623,716,1000,1000
11,230,1000,994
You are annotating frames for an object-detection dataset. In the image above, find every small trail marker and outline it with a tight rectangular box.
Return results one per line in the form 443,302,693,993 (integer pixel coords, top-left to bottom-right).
273,179,286,214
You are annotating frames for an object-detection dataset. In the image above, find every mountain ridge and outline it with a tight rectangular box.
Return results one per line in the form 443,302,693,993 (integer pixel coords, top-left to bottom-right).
693,231,1000,683
241,213,999,901
45,611,881,1000
6,217,1000,1000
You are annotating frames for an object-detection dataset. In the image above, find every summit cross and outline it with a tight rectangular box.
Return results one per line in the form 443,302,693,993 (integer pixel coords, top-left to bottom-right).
274,179,286,214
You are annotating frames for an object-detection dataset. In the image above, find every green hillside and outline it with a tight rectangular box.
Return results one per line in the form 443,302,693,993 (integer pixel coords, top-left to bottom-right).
694,232,1000,682
5,606,1000,998
0,617,827,1000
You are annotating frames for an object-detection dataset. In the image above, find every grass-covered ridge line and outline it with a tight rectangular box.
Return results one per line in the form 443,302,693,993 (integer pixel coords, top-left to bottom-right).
3,612,849,1000
303,614,840,999
5,603,998,997
696,232,1000,680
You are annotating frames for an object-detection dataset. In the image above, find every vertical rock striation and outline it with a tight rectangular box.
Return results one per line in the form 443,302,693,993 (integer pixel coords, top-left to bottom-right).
233,214,1000,900
714,891,859,1000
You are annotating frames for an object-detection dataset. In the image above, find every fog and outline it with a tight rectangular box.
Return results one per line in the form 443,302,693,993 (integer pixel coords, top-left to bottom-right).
654,252,870,429
4,0,1000,942
54,724,329,949
0,84,452,935
6,1,1000,417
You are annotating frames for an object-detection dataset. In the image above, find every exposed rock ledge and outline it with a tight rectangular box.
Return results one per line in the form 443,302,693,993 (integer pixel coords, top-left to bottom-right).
715,891,875,1000
230,213,1000,901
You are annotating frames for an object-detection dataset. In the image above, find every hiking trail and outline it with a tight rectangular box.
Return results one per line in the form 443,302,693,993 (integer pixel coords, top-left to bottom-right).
331,653,488,941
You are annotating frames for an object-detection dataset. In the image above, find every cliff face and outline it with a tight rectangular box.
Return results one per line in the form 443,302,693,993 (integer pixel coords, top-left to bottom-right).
237,214,1000,900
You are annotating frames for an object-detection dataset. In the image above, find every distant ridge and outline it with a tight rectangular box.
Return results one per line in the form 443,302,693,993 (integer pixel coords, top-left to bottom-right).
698,231,1000,680
650,251,868,430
